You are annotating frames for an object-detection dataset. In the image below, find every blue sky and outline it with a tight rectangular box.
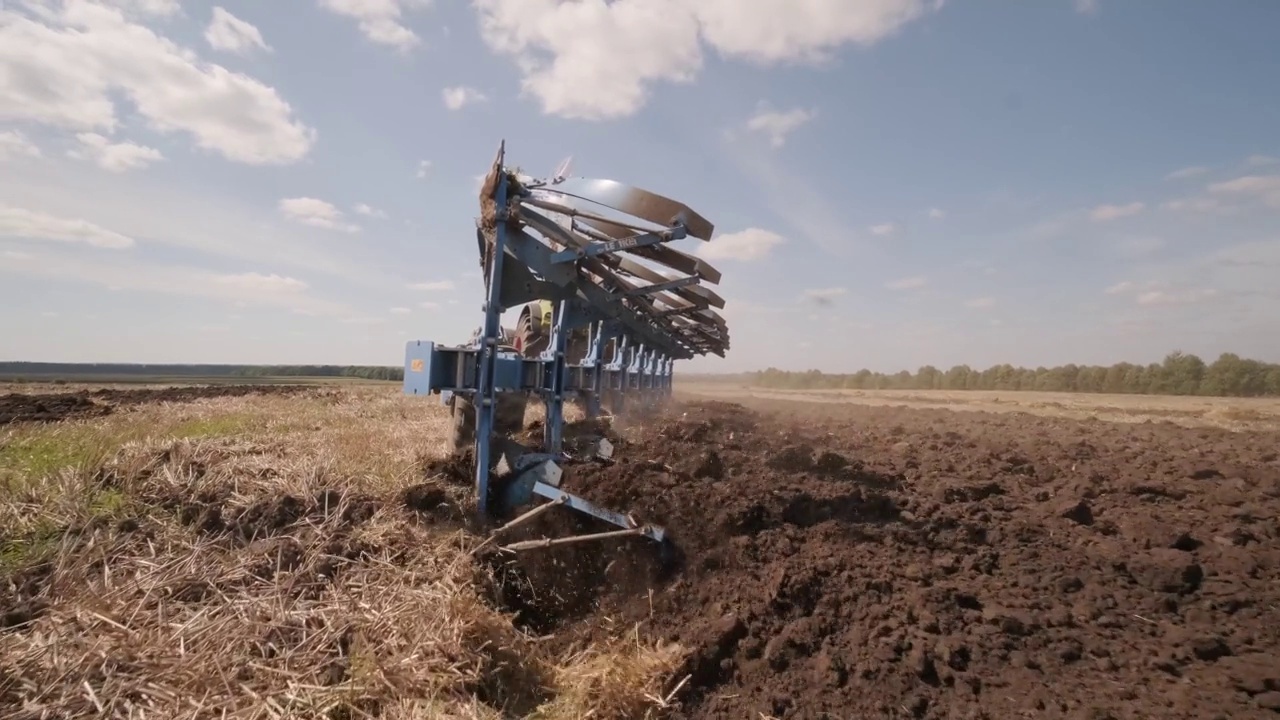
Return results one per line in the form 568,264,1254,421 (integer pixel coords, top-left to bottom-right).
2,0,1279,374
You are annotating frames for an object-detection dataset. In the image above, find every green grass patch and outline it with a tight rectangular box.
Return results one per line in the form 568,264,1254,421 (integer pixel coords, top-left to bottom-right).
0,428,116,480
0,518,62,573
170,414,257,439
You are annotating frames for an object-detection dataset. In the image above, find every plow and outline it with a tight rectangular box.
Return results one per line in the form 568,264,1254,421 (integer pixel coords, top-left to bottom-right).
403,142,729,558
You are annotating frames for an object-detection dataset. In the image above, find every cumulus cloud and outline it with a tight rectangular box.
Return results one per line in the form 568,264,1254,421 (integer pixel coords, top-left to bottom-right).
442,86,488,110
1208,175,1280,209
885,275,926,290
964,297,995,309
1163,196,1231,215
408,280,455,291
278,197,360,233
0,205,134,248
0,130,41,160
101,0,179,17
1166,166,1208,180
68,132,163,172
415,159,432,178
1105,279,1219,307
927,207,945,219
472,0,938,120
0,1,316,164
205,6,271,55
213,271,307,294
696,228,786,261
318,0,433,52
353,203,386,218
1089,202,1145,221
1136,288,1218,306
744,105,815,148
1,246,351,316
802,287,847,306
869,222,897,236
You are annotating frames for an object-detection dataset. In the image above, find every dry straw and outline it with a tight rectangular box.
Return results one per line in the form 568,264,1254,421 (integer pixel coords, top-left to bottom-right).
1,387,684,719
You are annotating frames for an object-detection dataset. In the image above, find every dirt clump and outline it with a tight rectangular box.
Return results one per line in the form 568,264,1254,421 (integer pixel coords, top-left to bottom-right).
481,399,1280,719
0,392,111,425
0,384,315,426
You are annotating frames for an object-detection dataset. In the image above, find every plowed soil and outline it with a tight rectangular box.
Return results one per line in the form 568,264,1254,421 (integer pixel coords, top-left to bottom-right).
479,399,1280,719
0,385,311,426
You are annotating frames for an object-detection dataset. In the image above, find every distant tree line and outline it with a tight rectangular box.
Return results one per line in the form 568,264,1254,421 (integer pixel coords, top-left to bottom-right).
230,365,402,381
8,351,1280,397
751,352,1280,398
0,362,404,382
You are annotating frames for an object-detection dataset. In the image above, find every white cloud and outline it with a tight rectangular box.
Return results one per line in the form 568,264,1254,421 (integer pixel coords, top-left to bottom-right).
0,205,134,248
0,2,315,165
1166,166,1207,180
927,207,945,219
408,280,455,291
390,306,411,314
1105,278,1219,307
340,316,389,326
869,222,896,236
964,296,995,309
1113,234,1166,259
278,197,361,233
1136,288,1218,306
415,159,432,178
885,275,926,290
420,301,441,310
318,0,432,52
213,272,307,294
0,130,41,160
1163,196,1231,215
1245,154,1279,168
1208,175,1280,209
442,86,488,110
473,0,937,120
1,247,351,316
102,0,180,17
205,7,271,55
745,105,815,148
2,158,397,288
696,228,785,261
1075,0,1099,14
354,203,386,218
694,0,939,64
68,132,163,172
1089,201,1145,221
802,287,846,306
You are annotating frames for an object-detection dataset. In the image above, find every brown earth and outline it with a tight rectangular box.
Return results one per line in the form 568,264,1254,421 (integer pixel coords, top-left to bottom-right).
5,386,1280,718
0,385,313,426
476,399,1280,720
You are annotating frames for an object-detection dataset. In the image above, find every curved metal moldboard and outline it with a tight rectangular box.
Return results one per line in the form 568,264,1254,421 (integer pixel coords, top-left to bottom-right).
576,216,722,285
609,255,726,310
511,221,696,359
549,178,714,241
517,211,686,330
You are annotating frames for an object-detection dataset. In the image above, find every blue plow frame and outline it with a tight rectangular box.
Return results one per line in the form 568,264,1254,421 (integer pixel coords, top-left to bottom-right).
402,141,728,550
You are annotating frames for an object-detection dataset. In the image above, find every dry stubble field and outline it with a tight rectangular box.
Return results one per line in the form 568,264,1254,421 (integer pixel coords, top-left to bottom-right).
2,381,1279,719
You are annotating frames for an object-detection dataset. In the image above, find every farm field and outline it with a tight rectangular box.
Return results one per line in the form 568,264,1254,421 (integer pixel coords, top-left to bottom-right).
675,380,1280,431
2,382,1279,719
